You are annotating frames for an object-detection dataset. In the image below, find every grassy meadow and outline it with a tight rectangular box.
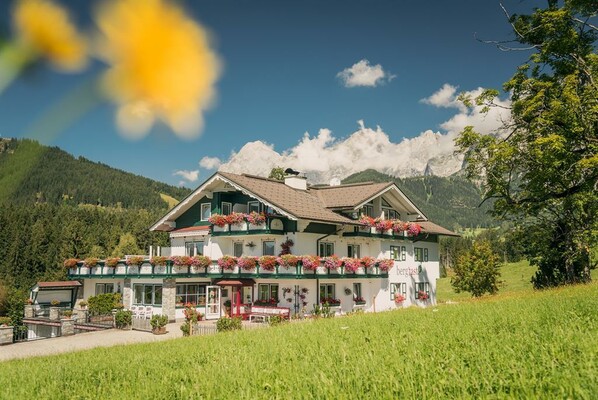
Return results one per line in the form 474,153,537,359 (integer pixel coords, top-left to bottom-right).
1,275,597,399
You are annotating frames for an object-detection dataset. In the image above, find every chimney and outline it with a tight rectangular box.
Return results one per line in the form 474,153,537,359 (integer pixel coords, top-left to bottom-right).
284,175,307,190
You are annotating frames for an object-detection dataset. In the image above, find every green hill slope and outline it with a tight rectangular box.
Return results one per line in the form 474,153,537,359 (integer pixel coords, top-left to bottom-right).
0,138,191,209
343,169,494,230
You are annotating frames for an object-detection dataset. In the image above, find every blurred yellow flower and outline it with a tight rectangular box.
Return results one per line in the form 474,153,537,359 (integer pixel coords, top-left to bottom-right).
13,0,87,71
96,0,221,139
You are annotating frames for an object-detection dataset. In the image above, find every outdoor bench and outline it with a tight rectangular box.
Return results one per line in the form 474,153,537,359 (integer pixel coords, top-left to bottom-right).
248,305,290,323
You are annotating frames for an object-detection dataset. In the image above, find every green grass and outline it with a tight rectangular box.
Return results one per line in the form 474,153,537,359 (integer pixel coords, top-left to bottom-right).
1,283,597,399
437,260,537,303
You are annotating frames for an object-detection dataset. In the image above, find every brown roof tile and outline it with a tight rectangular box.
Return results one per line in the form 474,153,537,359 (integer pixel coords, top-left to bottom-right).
218,172,356,225
38,281,82,288
418,221,460,237
311,182,394,209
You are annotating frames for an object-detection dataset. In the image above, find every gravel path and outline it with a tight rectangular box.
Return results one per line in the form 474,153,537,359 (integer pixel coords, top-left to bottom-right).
0,322,186,362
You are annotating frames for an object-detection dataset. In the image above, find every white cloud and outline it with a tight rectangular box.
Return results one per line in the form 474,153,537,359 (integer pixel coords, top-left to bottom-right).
210,83,511,183
199,156,222,170
422,84,511,137
173,169,200,182
337,59,395,88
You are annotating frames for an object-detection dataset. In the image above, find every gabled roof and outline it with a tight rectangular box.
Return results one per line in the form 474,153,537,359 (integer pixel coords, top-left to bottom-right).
217,172,354,225
36,281,81,288
312,182,394,209
151,172,445,232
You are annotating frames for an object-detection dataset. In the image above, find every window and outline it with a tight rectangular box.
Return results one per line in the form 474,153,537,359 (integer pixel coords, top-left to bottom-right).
185,241,204,256
319,242,334,257
347,244,360,258
221,202,232,215
233,242,244,257
390,282,407,299
414,247,424,262
175,284,206,306
133,284,162,305
320,283,335,301
381,198,399,220
415,282,430,299
424,248,429,262
258,284,278,301
200,203,211,221
361,202,374,217
262,241,275,256
95,283,114,295
353,283,362,298
247,201,260,213
390,246,407,261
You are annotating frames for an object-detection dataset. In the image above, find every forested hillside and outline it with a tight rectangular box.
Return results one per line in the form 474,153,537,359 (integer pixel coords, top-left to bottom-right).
0,138,191,208
343,169,495,230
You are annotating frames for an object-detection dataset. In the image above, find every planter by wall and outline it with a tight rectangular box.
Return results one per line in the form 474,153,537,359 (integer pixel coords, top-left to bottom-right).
0,326,13,345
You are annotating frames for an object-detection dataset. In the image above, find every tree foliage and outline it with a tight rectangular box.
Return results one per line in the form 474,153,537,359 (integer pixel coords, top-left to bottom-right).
452,241,502,297
268,167,285,181
456,0,598,288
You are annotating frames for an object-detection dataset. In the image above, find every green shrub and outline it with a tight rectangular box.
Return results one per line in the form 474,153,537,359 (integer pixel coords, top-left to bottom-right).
115,310,132,329
0,316,12,326
216,316,242,332
150,314,168,329
62,310,73,318
452,240,501,297
87,293,122,315
268,315,287,326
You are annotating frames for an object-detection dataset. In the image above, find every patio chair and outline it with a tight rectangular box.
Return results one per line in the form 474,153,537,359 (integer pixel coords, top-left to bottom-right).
130,305,137,317
137,307,145,319
145,306,153,319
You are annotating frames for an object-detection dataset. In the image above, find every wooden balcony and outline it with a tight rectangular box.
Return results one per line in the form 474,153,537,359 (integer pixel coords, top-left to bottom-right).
210,216,294,236
67,260,389,280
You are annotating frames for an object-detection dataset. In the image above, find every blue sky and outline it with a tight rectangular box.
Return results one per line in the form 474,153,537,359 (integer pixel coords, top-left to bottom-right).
0,0,544,187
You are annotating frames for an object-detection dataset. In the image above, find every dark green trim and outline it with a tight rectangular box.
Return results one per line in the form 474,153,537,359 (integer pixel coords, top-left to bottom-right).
343,232,436,242
68,272,388,280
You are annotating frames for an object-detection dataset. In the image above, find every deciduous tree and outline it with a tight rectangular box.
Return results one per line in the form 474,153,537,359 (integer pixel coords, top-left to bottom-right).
457,0,598,288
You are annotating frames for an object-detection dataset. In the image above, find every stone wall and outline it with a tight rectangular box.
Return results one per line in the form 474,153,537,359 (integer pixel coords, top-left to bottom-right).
0,326,13,345
61,318,75,336
162,278,176,322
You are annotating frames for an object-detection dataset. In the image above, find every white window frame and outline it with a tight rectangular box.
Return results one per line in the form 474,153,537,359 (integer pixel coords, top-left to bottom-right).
319,242,334,257
258,283,278,301
133,284,163,306
221,202,232,215
415,282,430,299
414,247,424,262
262,240,275,256
347,244,360,258
200,203,211,221
353,283,362,298
95,283,114,295
185,241,204,257
247,201,260,213
319,283,335,301
390,282,407,299
233,242,244,257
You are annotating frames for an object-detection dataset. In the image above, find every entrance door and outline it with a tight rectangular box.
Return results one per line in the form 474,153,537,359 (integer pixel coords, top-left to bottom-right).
206,286,221,319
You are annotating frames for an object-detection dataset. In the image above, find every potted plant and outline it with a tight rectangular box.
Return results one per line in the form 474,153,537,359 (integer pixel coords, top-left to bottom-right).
246,211,266,226
301,255,321,271
360,256,376,269
277,254,299,268
191,255,211,269
150,314,168,334
170,255,192,267
417,291,429,301
62,310,74,318
126,256,145,267
237,256,257,271
354,296,366,305
150,255,168,266
258,255,277,271
406,222,422,236
208,213,229,228
115,310,133,329
105,257,120,268
83,257,99,268
217,255,237,271
342,257,360,273
377,259,394,272
78,300,88,309
323,255,342,270
394,294,406,304
63,258,79,269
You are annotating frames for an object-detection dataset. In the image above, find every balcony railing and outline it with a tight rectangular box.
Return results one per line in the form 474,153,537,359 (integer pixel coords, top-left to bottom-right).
67,259,389,280
343,226,420,239
210,216,290,236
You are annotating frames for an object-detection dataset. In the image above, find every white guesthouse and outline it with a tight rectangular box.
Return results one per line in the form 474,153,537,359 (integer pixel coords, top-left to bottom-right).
67,172,458,321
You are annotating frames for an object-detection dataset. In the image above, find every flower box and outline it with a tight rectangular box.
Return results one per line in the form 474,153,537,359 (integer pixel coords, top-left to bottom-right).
315,266,328,275
154,265,168,275
115,265,127,275
213,224,229,233
248,223,267,230
230,222,248,232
